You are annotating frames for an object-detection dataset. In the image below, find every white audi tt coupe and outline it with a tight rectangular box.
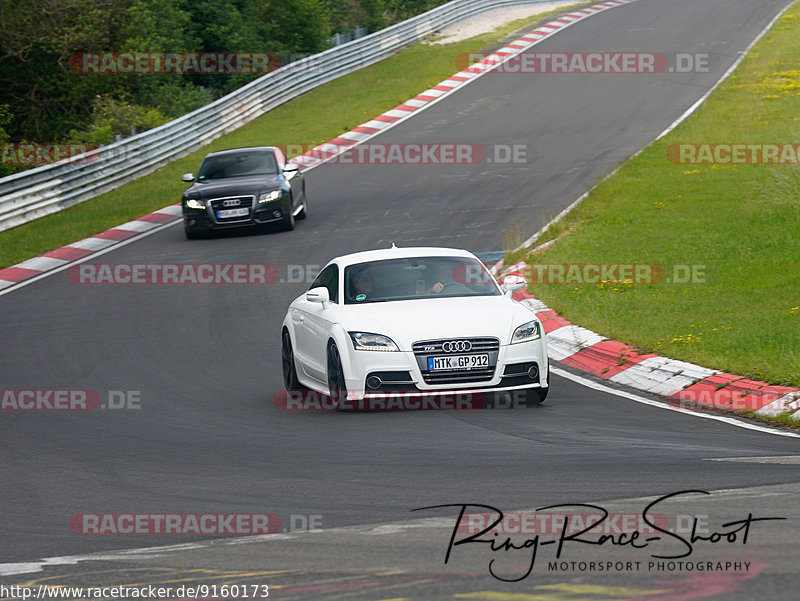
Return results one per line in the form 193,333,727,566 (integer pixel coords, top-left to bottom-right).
280,246,549,409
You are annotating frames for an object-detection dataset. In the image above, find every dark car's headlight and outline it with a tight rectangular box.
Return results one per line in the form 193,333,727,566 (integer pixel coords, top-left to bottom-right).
349,332,399,352
185,198,205,209
259,190,281,203
511,320,541,344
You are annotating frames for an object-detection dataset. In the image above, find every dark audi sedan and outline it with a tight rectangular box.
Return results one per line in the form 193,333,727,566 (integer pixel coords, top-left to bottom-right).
181,146,307,239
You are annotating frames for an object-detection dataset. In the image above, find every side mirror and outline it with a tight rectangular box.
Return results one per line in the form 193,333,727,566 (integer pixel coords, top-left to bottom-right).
502,274,526,295
306,286,330,307
181,173,195,182
283,163,299,179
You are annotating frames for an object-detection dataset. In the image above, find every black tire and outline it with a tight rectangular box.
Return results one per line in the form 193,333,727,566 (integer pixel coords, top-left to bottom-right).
296,186,308,220
523,386,548,405
281,330,305,391
327,343,347,410
185,228,203,240
281,196,296,231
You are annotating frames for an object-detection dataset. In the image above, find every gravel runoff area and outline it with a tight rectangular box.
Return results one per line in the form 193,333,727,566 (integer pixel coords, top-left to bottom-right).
425,1,580,44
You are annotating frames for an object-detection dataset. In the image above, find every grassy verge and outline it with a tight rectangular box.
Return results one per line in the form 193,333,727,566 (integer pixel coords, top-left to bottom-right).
0,2,589,269
514,4,800,387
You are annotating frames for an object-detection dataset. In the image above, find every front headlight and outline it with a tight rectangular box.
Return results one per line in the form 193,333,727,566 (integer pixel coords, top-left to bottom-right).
511,320,541,344
349,332,399,352
259,190,281,203
185,198,205,209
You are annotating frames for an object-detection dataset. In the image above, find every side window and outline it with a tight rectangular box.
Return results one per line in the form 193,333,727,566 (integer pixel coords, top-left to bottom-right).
309,264,339,304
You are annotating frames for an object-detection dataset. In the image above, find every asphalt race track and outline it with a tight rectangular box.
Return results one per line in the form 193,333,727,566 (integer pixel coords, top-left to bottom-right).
1,0,798,598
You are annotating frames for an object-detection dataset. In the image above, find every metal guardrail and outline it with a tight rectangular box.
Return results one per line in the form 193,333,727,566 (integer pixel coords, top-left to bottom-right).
0,1,553,232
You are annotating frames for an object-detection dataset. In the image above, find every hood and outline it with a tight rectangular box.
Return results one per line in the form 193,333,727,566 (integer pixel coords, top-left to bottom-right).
336,295,536,350
184,174,282,200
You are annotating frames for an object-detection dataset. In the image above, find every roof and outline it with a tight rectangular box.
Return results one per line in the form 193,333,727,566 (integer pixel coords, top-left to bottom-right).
332,246,476,268
203,146,276,158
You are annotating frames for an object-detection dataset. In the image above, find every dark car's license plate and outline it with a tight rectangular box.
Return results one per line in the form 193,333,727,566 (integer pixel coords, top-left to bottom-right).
217,208,249,218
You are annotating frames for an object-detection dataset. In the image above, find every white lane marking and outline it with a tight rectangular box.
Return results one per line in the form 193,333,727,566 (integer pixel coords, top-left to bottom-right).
607,356,716,396
656,0,795,140
706,456,800,464
551,366,800,438
67,237,119,251
756,392,800,417
113,220,159,232
153,205,182,215
13,256,69,271
547,325,606,361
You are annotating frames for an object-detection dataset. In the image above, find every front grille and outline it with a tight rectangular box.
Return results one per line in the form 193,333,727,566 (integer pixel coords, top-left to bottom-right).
413,337,499,385
412,337,499,356
209,195,255,222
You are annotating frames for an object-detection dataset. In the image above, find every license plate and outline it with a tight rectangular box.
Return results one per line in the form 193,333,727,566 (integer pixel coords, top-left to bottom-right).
217,207,249,218
428,354,489,371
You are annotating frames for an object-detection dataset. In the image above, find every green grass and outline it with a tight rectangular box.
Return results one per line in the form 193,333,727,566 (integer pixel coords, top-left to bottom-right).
0,2,589,269
516,4,800,387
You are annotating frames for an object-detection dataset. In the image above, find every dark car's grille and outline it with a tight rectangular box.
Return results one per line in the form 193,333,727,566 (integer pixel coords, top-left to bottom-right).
413,337,499,385
209,195,255,222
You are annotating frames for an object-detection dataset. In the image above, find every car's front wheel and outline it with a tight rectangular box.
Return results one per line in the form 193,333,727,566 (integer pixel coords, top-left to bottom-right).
520,386,548,405
327,343,347,409
281,195,296,231
296,184,308,220
281,330,305,391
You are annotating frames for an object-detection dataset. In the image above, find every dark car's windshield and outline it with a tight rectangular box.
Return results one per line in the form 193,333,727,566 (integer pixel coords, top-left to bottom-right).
344,256,501,304
197,151,278,180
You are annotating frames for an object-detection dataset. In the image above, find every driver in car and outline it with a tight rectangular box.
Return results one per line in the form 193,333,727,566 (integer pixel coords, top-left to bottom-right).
352,268,375,299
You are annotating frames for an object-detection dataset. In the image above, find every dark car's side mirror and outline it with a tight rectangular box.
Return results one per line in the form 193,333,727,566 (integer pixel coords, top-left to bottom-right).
181,173,194,182
283,164,299,179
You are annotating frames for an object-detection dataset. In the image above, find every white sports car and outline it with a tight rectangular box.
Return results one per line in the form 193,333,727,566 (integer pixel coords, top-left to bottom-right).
280,246,549,409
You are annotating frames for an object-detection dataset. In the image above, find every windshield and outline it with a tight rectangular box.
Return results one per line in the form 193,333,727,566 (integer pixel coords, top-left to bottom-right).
197,151,278,180
344,256,501,304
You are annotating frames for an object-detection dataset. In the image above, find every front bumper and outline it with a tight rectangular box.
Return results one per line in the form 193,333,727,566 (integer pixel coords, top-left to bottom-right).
183,199,288,232
340,338,548,402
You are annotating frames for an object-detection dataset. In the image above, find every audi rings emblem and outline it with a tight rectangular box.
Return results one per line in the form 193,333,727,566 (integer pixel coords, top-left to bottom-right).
442,340,472,353
222,198,241,207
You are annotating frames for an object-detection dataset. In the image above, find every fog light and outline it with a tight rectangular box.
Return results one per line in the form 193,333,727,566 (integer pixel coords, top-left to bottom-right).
188,219,196,226
528,365,539,380
366,376,382,389
273,210,282,219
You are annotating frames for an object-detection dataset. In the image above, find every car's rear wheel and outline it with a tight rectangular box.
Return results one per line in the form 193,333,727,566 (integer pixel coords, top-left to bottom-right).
327,343,347,409
281,330,305,391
